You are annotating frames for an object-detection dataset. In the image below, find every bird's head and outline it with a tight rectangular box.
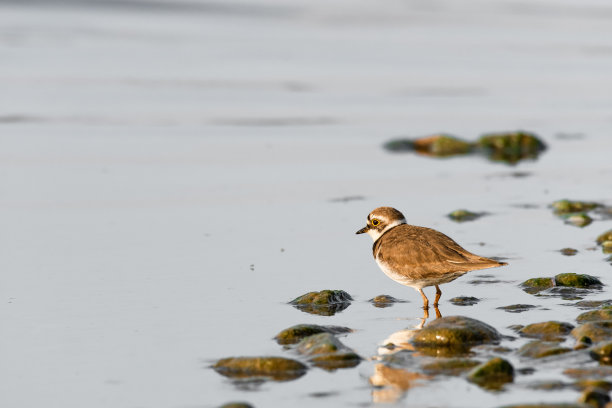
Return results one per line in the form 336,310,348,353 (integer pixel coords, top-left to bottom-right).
356,207,407,241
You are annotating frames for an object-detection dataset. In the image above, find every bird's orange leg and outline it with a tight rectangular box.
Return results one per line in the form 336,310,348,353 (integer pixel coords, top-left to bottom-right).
419,288,429,310
433,285,442,308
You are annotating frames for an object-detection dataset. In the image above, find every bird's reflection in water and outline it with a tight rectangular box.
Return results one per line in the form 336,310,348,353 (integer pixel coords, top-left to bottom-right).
369,306,442,403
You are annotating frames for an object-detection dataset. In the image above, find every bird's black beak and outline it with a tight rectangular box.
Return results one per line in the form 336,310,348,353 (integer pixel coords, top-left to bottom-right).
356,226,369,235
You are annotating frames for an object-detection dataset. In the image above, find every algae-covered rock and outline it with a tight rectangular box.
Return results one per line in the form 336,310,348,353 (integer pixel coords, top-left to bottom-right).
574,379,612,392
467,357,514,389
219,403,254,408
563,213,593,228
571,321,612,343
476,131,546,164
412,134,473,157
564,366,612,379
597,230,612,245
518,341,572,359
213,356,307,381
590,342,612,365
449,296,480,306
410,316,501,353
289,290,353,316
521,277,555,294
577,308,612,323
497,304,537,313
369,294,406,308
555,274,603,289
577,386,611,408
448,209,485,222
421,358,480,375
552,200,602,215
274,324,353,345
561,248,579,256
519,321,575,341
296,333,361,370
602,241,612,254
573,300,612,310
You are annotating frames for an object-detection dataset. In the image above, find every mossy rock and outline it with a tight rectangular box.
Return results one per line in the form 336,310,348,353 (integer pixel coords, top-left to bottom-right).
571,321,612,343
555,273,602,289
597,230,612,245
521,277,554,294
383,139,414,152
562,213,593,228
518,341,572,359
289,290,353,316
447,210,485,222
574,379,612,392
552,200,602,215
449,296,481,306
476,131,546,164
213,356,307,381
564,366,612,379
602,241,612,254
467,357,514,389
219,403,254,408
497,304,537,313
369,294,406,308
410,316,500,353
421,358,480,375
296,333,361,370
578,387,611,407
519,321,575,341
589,342,612,365
274,324,353,345
560,248,579,256
412,134,473,157
577,308,612,323
573,300,612,310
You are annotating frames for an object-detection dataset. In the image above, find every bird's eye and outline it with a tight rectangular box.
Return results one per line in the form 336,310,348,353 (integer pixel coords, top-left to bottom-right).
371,219,380,226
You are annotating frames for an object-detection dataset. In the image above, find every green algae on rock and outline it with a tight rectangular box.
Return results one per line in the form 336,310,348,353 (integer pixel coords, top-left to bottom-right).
383,139,414,152
589,342,612,365
411,134,473,157
289,290,353,316
213,356,307,381
296,332,361,370
519,321,575,341
562,213,593,228
555,274,602,289
576,307,612,323
421,358,480,375
571,321,612,343
602,241,612,254
578,386,611,408
521,277,555,294
518,341,572,359
274,324,353,345
449,296,481,306
369,294,406,308
476,131,546,164
560,248,579,256
447,209,485,222
497,304,537,313
467,357,514,389
552,200,602,215
219,403,254,408
410,316,500,353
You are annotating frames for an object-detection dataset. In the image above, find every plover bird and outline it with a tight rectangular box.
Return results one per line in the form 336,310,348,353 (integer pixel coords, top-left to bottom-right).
356,207,506,310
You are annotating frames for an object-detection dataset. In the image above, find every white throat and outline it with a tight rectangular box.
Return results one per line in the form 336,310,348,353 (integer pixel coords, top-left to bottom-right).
366,219,406,242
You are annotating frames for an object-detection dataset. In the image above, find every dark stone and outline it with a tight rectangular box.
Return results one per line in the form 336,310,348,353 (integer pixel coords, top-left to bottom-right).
274,324,353,345
289,290,353,316
574,380,612,392
219,403,254,408
572,300,612,310
296,333,361,370
560,248,579,256
410,316,501,353
590,342,612,365
552,200,602,215
597,230,612,245
518,341,572,359
519,321,575,341
213,357,307,382
555,274,603,289
576,308,612,323
521,277,555,294
497,304,537,313
449,296,481,306
447,210,485,222
578,386,611,408
476,131,546,164
412,134,473,157
562,213,593,228
383,139,414,152
369,294,406,308
467,357,514,389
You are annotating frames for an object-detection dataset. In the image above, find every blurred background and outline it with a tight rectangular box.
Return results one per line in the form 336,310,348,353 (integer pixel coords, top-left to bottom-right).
2,0,612,407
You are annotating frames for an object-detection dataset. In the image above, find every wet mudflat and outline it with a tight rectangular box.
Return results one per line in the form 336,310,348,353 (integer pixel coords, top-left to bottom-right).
2,0,612,407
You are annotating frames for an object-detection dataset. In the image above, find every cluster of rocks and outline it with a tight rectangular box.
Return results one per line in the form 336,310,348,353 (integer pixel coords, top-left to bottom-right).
383,131,546,165
551,200,612,228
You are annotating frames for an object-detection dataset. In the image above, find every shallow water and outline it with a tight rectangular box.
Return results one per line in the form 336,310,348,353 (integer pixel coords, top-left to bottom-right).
1,0,612,407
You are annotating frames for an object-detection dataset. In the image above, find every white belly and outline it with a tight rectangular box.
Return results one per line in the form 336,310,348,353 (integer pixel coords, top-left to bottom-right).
375,259,466,290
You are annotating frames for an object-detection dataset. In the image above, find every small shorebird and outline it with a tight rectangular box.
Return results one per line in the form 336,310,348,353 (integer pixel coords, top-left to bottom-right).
356,207,506,311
